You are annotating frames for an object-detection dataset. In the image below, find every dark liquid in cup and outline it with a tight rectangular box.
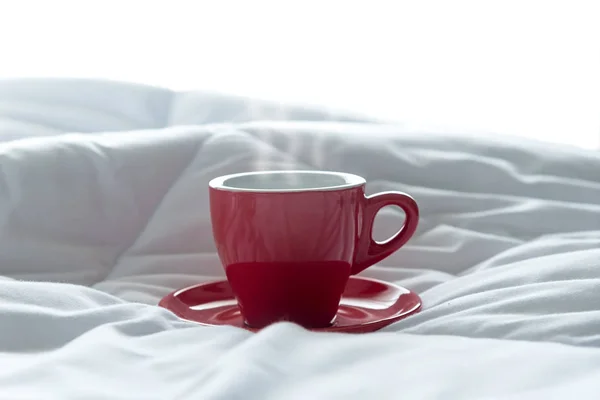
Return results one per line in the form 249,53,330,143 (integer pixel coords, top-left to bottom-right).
225,260,352,328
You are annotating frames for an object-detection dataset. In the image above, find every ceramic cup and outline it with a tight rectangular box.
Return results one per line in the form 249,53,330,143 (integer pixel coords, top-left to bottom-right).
208,170,419,329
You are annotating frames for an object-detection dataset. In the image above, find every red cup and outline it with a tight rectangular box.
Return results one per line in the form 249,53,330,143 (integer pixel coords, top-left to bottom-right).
209,171,419,329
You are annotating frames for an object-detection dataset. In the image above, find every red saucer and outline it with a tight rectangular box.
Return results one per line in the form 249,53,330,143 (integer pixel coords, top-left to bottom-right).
159,276,422,333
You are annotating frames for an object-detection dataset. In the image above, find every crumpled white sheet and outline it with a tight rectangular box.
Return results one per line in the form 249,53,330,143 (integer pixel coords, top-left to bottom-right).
1,79,600,399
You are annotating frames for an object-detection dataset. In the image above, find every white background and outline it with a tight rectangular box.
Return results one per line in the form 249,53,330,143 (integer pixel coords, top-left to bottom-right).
0,0,599,148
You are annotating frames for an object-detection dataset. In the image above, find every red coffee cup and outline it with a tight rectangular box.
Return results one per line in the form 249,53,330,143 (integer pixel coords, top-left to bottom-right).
209,170,419,329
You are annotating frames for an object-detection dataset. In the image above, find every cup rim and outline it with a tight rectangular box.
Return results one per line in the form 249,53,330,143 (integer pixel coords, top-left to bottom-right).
209,170,366,193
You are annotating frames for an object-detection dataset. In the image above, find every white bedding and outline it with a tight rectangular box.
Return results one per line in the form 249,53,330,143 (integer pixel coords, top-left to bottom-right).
1,79,600,399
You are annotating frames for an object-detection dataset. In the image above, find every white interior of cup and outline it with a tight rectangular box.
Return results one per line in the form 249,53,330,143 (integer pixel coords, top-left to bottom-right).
209,171,365,192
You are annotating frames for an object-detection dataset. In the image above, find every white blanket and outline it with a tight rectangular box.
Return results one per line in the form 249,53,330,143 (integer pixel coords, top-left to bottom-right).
1,79,600,399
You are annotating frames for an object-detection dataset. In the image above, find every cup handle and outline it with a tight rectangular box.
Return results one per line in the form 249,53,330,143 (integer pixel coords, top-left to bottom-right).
351,191,419,275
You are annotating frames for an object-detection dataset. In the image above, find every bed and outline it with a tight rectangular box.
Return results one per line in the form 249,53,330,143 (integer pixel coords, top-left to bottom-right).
1,78,600,399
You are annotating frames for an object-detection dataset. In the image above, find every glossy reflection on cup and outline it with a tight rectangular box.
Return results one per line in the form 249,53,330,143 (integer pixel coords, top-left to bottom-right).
209,170,419,329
